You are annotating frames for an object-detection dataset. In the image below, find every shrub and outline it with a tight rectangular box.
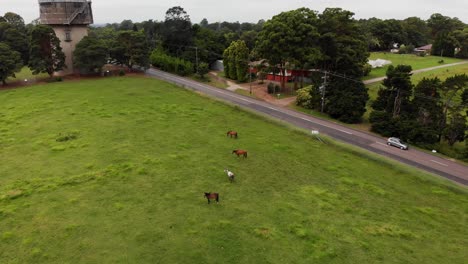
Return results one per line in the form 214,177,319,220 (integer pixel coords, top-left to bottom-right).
296,86,313,108
150,49,194,76
119,70,125,76
274,84,281,93
46,77,64,83
267,83,275,94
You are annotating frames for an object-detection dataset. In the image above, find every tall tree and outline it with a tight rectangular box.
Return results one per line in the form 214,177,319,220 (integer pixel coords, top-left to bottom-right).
0,13,29,64
73,35,108,74
317,8,369,77
438,74,468,141
110,30,150,69
193,26,224,65
452,27,468,58
368,19,407,50
162,6,193,57
119,20,134,31
2,12,25,29
372,65,413,118
233,40,249,82
428,13,465,57
443,112,467,146
28,24,65,77
408,78,444,143
325,77,369,123
222,40,249,81
402,17,430,47
256,8,320,89
0,43,22,85
410,78,444,126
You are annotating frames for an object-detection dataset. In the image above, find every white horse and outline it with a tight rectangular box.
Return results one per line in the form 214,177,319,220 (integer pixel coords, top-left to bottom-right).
224,169,235,183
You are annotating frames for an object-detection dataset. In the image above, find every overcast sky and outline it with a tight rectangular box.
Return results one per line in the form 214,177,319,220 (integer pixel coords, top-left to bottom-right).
4,0,468,24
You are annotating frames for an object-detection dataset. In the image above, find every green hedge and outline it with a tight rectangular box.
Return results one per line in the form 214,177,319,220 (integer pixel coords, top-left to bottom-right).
150,50,194,76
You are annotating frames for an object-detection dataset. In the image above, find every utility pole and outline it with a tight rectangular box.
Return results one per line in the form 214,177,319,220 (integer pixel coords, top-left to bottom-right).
195,47,199,75
249,62,252,94
320,71,328,113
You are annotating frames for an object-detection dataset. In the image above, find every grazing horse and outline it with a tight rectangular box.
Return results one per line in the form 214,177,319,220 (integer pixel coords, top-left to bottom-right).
224,169,235,183
232,149,248,158
204,192,219,204
227,130,238,139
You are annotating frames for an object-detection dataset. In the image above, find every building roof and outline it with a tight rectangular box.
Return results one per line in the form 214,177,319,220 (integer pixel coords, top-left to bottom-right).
415,44,432,51
39,0,93,25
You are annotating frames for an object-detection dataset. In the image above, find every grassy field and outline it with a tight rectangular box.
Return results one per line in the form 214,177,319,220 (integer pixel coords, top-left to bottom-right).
364,52,464,80
5,67,49,83
0,77,467,263
366,63,468,102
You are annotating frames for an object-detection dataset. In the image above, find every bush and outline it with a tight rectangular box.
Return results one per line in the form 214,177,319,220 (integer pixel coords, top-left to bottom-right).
274,84,281,93
296,86,313,108
150,49,194,76
46,76,64,83
119,70,126,76
267,83,275,94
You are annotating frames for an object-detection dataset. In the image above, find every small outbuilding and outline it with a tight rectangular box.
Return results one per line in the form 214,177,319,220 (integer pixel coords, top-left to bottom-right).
414,44,432,55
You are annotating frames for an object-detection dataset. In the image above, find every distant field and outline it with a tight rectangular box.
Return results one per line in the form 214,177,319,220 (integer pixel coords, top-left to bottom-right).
6,67,49,83
0,77,467,263
411,63,468,83
366,62,468,101
364,52,464,80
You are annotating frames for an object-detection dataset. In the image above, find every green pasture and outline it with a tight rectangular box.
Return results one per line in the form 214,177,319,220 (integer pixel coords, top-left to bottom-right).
0,77,467,263
366,62,468,102
364,52,464,80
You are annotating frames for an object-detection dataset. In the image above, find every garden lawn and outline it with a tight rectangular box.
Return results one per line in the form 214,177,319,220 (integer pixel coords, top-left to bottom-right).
364,52,464,80
0,77,467,263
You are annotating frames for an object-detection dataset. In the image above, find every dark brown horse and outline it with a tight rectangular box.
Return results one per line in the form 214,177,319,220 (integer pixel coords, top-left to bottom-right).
232,149,248,158
227,130,238,139
204,192,219,204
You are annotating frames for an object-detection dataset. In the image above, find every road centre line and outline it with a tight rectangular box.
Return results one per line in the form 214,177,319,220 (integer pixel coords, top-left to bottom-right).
430,160,449,167
376,142,388,146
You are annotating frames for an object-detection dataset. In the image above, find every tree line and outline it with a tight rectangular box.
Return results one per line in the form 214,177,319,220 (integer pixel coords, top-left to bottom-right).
358,14,468,58
1,8,466,158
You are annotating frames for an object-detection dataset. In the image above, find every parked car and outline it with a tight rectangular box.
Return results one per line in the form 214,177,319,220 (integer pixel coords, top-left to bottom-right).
387,137,408,150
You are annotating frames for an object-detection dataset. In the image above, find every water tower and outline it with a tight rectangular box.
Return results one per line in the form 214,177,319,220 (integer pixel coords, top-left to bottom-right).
38,0,94,74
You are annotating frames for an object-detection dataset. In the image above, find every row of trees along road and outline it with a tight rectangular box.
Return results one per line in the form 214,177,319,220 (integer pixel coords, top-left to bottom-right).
370,66,468,159
255,8,370,123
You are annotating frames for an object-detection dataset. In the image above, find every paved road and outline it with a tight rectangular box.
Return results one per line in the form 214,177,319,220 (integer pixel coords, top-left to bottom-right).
146,68,468,186
363,60,468,84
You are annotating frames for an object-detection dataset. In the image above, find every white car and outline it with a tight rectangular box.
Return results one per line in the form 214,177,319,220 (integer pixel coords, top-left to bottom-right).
387,137,408,150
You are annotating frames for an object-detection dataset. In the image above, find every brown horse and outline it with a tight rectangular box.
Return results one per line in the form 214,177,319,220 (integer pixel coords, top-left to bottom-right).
232,149,248,158
204,192,219,204
227,130,238,139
